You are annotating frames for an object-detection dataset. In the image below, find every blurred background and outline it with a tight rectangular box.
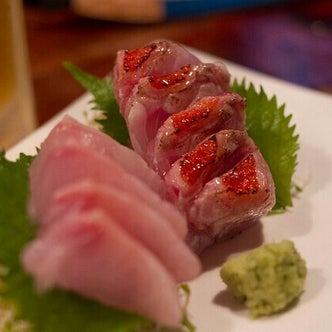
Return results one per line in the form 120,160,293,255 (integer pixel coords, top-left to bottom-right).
22,0,332,125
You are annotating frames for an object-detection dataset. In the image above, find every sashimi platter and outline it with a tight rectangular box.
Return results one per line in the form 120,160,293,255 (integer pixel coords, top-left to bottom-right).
2,40,332,332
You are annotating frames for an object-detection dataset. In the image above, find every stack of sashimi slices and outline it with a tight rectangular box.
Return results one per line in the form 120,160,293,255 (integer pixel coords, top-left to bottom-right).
22,40,275,328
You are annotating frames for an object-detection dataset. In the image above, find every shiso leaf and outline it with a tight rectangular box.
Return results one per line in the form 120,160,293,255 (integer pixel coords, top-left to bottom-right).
63,62,129,146
0,152,35,265
231,79,299,212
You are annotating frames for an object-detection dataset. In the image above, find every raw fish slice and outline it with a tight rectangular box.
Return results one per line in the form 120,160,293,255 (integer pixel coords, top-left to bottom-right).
150,93,246,175
112,40,201,111
32,115,164,196
188,150,275,253
22,209,183,327
123,62,230,119
165,130,254,208
164,130,275,252
124,63,230,158
29,142,187,238
45,180,201,282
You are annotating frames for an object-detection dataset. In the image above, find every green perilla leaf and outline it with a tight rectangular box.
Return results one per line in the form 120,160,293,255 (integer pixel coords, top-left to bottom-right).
231,79,300,212
64,62,129,146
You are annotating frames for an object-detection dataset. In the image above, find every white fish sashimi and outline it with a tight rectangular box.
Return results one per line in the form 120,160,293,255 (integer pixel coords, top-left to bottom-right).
29,140,187,238
24,115,199,327
44,180,201,283
22,209,183,327
31,115,164,196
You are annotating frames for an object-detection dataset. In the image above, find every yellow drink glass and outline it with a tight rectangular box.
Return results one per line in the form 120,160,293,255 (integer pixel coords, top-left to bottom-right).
0,0,36,150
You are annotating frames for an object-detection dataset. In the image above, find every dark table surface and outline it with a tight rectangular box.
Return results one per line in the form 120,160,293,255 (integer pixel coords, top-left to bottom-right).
24,1,332,126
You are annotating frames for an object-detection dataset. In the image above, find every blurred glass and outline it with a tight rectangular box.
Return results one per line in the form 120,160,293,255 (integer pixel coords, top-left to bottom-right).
0,0,36,150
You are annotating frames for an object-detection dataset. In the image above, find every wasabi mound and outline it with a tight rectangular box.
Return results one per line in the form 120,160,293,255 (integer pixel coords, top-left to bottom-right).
220,240,307,318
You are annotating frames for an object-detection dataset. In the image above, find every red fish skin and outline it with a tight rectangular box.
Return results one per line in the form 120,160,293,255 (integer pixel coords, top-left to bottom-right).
112,40,201,112
122,62,230,119
149,92,246,176
164,130,253,208
123,62,230,159
112,39,275,254
187,149,275,253
162,128,275,253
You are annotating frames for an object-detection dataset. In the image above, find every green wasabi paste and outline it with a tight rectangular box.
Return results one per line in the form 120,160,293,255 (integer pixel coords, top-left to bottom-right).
220,240,307,318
